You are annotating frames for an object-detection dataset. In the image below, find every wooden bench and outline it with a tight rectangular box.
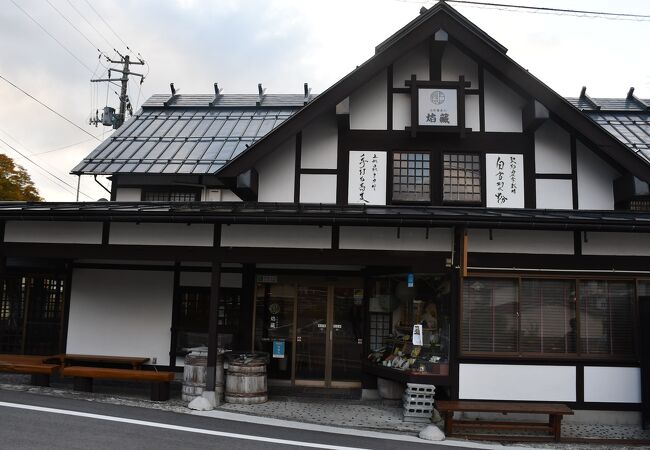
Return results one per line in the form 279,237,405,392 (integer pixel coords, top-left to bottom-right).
62,366,176,401
58,354,150,370
0,354,61,386
436,400,574,442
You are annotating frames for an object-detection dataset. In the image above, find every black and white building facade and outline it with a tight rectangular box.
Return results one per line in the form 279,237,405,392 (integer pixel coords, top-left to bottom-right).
1,2,650,420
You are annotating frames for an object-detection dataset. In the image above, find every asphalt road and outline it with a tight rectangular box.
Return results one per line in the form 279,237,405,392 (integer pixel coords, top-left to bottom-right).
0,390,477,450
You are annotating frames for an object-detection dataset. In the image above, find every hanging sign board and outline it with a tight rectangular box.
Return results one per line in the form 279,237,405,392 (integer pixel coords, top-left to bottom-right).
272,340,285,359
412,324,423,346
486,153,525,208
418,88,458,127
348,151,387,205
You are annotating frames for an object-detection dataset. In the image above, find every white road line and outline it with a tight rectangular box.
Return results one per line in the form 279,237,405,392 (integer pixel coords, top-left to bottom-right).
0,401,371,450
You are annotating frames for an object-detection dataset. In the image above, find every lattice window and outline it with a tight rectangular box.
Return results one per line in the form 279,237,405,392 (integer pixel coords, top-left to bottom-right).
392,152,430,202
443,153,481,203
369,313,391,351
143,191,199,202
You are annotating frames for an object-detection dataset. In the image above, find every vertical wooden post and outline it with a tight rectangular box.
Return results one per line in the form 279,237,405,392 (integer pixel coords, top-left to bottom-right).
238,263,256,351
206,260,221,391
206,223,222,392
169,262,181,367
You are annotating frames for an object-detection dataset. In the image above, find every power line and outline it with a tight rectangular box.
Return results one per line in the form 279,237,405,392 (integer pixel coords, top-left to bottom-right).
32,138,96,156
10,0,95,74
441,0,650,21
83,0,136,55
0,74,101,142
0,136,93,200
46,0,106,57
65,0,120,54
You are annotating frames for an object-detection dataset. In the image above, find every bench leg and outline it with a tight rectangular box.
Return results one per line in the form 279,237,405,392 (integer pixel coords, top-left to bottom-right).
30,374,50,387
551,414,562,442
151,381,170,401
443,412,454,436
73,376,93,392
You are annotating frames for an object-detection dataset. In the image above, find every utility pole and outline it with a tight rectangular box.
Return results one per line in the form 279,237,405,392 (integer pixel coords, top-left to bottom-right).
90,52,145,130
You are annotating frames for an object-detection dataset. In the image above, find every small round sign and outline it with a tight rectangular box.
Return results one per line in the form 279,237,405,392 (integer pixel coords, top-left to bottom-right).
430,90,445,105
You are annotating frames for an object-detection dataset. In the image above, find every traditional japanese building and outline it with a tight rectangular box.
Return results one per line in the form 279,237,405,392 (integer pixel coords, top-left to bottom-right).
1,1,649,422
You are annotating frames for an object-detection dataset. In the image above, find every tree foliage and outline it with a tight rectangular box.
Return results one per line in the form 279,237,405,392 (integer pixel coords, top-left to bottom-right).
0,153,43,201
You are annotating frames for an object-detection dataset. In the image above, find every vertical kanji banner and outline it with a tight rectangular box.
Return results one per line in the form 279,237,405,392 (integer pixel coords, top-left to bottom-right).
486,153,524,208
348,151,387,205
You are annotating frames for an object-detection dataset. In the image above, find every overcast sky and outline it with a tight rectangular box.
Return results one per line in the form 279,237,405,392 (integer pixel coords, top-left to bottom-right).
0,0,648,201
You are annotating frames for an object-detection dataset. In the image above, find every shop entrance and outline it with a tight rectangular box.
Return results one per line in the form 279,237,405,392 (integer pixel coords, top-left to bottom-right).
254,277,364,387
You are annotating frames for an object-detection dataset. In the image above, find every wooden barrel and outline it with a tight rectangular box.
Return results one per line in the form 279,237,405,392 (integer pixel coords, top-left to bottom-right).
225,360,268,404
182,352,224,403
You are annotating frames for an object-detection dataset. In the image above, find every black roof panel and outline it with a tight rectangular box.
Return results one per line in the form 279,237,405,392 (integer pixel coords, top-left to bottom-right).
72,94,306,175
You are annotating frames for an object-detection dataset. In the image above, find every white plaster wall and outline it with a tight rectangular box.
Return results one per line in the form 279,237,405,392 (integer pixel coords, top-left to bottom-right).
67,268,173,364
350,71,387,130
392,42,428,87
465,95,480,132
483,70,525,133
115,188,142,201
299,174,337,203
4,221,102,244
584,367,641,403
221,224,331,248
468,229,574,254
459,364,576,401
301,114,338,169
535,121,571,174
577,140,618,210
582,232,650,256
221,190,242,202
179,271,243,288
392,93,411,130
336,97,350,115
339,227,451,252
257,137,295,203
536,179,573,210
110,223,213,246
441,43,479,88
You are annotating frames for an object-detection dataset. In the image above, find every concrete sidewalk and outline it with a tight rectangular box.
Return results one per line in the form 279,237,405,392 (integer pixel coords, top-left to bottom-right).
1,374,649,448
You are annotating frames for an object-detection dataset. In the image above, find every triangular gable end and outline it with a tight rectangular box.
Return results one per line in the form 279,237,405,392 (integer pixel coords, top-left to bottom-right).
217,1,650,206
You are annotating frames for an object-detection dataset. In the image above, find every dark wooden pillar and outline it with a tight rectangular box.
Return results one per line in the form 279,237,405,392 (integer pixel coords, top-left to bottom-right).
169,262,181,367
639,293,650,429
206,224,222,391
59,260,73,354
206,260,221,391
238,263,256,351
449,227,465,400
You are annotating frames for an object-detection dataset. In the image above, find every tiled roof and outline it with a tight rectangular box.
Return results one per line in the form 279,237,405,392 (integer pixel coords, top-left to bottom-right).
0,202,649,231
71,94,308,175
566,97,650,165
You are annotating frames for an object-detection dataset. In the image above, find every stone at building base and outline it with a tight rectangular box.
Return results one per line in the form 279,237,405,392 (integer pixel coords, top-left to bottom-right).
361,389,380,400
419,424,445,441
377,377,404,400
188,390,221,410
187,395,213,411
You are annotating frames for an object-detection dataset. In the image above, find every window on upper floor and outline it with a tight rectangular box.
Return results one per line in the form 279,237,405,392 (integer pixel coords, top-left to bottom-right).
391,152,431,202
142,189,200,202
442,153,481,203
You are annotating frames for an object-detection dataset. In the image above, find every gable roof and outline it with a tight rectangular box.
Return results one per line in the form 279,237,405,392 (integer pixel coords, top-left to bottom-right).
566,97,650,165
71,95,306,175
216,1,650,182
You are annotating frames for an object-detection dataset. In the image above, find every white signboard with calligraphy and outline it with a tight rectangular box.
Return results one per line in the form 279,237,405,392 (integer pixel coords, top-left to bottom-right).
348,151,387,205
418,88,458,127
486,153,524,208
